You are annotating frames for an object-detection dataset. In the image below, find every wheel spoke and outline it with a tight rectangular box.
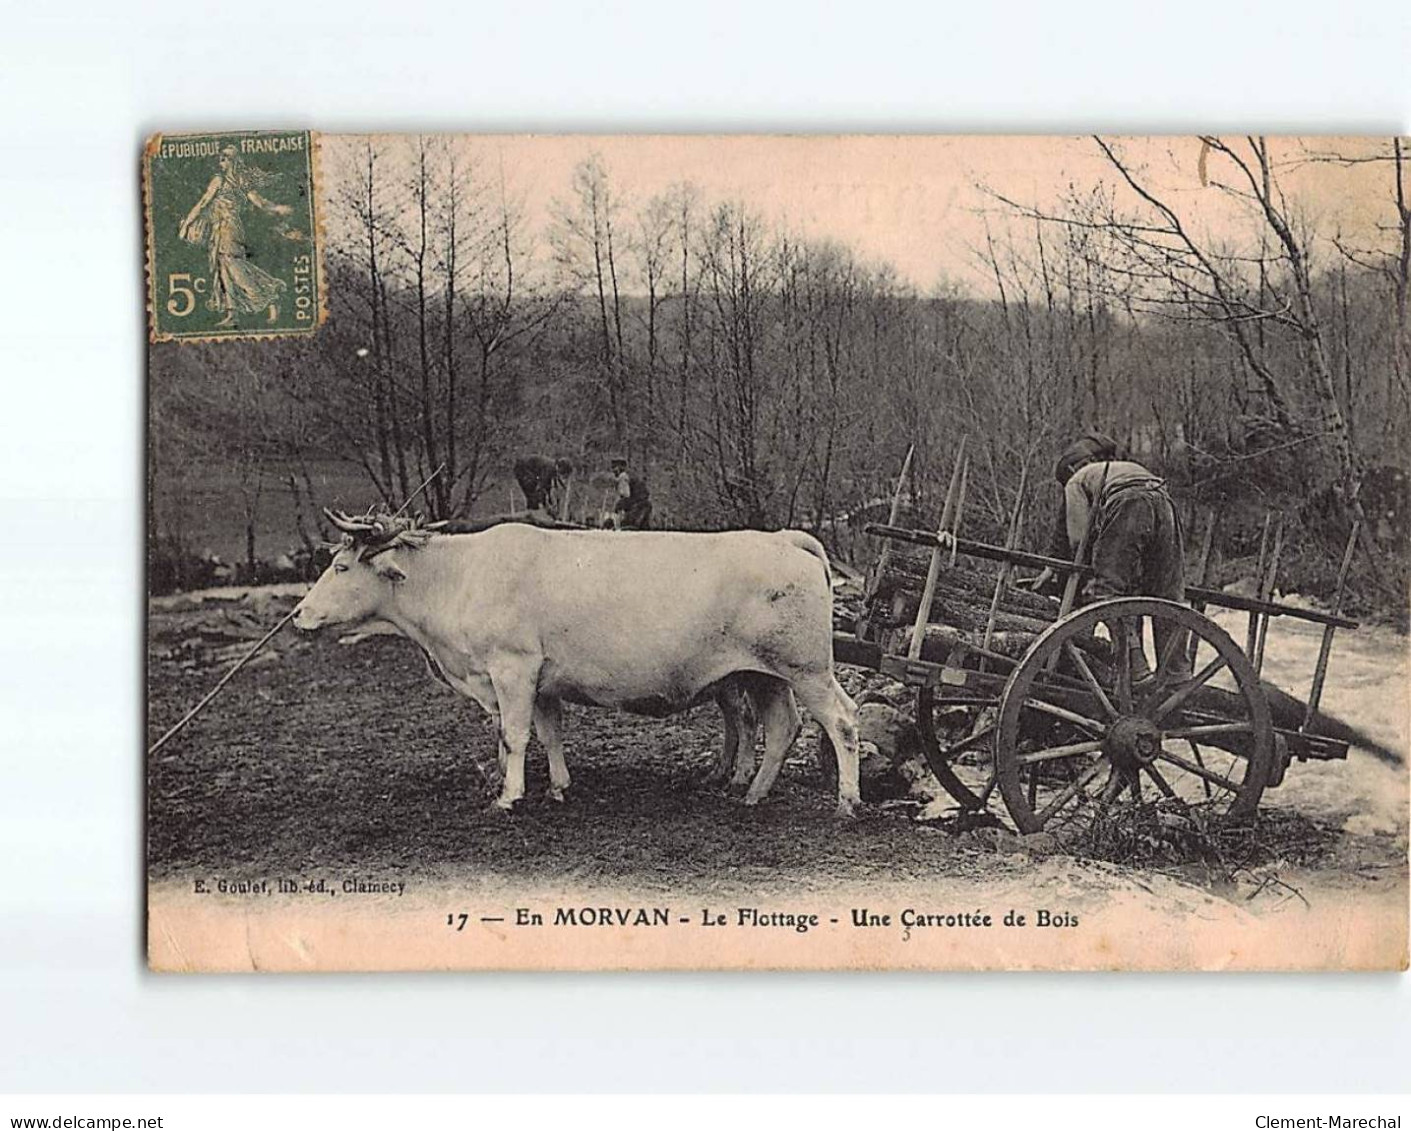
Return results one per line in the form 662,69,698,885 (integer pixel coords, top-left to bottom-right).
1064,642,1119,721
1163,723,1254,743
1015,739,1104,766
1099,769,1126,805
1176,708,1248,726
1144,763,1177,798
1151,655,1229,724
1185,624,1202,671
1112,620,1134,712
1023,697,1107,735
1034,759,1106,824
1158,747,1241,794
1154,626,1187,680
1190,740,1213,799
949,723,995,756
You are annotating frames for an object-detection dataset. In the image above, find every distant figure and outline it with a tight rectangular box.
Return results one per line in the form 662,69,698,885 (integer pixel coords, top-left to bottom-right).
514,455,574,516
610,455,652,529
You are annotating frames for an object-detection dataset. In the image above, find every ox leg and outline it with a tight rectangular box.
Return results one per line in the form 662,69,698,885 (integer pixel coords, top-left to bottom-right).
707,679,753,789
489,711,507,775
533,696,571,803
704,693,741,787
794,675,861,819
742,679,801,806
453,674,505,779
727,684,760,791
488,665,538,812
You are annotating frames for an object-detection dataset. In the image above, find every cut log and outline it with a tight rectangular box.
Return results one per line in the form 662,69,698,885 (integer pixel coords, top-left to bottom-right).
894,624,1038,663
870,552,1058,617
888,589,1052,636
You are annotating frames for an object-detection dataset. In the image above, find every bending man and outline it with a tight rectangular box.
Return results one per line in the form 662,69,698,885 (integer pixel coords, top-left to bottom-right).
1031,431,1190,683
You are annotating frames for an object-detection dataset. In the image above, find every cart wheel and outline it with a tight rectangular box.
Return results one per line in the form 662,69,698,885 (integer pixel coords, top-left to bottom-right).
915,686,994,811
816,694,994,812
994,598,1272,836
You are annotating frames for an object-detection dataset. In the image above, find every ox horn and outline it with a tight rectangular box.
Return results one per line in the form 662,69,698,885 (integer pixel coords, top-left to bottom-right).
324,508,378,534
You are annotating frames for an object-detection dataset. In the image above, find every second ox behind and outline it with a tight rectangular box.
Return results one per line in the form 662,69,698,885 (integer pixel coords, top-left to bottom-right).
292,514,862,817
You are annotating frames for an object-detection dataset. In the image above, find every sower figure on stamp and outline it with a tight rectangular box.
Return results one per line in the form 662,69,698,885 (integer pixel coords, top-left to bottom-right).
610,455,653,530
178,145,295,328
1026,430,1191,684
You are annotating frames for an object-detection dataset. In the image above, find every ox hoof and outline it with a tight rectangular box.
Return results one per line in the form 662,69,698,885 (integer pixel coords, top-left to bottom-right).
547,787,569,804
833,800,859,821
488,796,523,815
726,780,751,799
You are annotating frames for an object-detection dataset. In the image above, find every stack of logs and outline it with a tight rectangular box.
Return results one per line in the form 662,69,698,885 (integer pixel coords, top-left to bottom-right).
865,543,1059,659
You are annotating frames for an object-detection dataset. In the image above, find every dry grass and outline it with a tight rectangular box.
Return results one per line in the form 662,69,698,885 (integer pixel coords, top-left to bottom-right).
1076,797,1338,877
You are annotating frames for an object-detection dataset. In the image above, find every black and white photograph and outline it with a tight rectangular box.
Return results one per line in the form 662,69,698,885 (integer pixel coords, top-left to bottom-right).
142,132,1409,972
7,0,1411,1117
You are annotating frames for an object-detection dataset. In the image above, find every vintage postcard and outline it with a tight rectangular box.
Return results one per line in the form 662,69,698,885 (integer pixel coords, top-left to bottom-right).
145,133,1409,971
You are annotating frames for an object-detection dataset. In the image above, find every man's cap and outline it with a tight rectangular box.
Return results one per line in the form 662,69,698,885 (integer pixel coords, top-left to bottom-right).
1054,430,1120,483
609,454,628,466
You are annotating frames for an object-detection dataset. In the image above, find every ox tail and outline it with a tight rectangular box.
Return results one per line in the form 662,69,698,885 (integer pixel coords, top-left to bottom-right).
779,529,832,589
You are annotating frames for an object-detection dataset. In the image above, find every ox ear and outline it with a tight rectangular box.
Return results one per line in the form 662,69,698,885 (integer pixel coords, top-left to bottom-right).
373,556,407,583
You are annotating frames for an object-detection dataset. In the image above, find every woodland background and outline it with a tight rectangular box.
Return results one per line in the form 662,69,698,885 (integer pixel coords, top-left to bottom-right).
147,135,1411,621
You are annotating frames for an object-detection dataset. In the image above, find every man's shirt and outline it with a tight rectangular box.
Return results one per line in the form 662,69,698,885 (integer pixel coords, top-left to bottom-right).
1064,460,1163,551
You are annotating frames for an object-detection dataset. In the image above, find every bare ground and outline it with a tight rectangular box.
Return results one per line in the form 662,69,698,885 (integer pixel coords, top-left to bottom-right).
148,607,973,892
146,591,1408,919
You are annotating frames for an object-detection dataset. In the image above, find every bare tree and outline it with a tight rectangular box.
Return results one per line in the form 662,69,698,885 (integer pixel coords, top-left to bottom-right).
631,191,675,434
451,162,562,514
293,137,557,520
551,154,630,448
1315,138,1411,437
988,138,1371,492
1197,137,1356,489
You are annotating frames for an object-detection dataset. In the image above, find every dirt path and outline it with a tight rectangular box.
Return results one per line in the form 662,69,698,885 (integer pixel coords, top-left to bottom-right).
146,587,1407,954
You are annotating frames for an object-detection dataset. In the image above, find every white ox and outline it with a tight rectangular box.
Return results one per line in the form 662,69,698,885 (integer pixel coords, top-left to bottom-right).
292,516,862,817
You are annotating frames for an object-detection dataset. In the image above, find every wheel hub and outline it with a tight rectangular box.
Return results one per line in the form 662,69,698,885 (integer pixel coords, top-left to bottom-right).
1103,715,1163,771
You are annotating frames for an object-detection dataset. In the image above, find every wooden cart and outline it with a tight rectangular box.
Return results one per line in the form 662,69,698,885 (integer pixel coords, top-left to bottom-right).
829,448,1362,836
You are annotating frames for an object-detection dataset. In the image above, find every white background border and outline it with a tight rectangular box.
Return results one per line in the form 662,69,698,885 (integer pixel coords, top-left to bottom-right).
2,0,1408,1093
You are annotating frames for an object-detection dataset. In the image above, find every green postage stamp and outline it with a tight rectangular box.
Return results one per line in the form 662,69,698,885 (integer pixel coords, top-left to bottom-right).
144,130,323,342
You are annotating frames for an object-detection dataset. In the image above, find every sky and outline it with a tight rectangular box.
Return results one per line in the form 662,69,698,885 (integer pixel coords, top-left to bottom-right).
319,134,1404,295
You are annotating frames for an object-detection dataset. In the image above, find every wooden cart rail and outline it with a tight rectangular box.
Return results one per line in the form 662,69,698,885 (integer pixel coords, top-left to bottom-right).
1184,587,1358,631
864,523,1360,631
834,627,1345,760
